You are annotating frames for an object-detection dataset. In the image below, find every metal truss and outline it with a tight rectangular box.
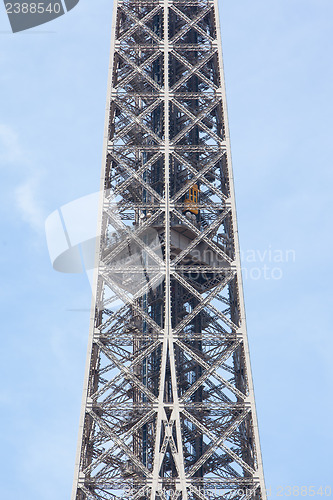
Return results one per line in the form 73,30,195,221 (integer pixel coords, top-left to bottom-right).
71,0,266,499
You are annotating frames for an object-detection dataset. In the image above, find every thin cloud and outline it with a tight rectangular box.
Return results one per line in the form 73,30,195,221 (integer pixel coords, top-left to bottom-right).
0,123,45,233
15,178,45,233
0,123,23,165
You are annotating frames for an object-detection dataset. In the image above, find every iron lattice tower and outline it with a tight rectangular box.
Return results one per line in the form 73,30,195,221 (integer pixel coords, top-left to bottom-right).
72,0,266,499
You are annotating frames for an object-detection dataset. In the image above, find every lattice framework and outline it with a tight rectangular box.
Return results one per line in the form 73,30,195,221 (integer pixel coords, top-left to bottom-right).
72,1,266,499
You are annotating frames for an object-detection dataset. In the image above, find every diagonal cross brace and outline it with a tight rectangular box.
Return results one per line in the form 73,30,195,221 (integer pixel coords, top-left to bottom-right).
169,4,214,45
88,411,153,478
177,341,245,402
171,151,227,204
171,98,221,145
172,271,237,334
188,410,250,476
172,208,230,265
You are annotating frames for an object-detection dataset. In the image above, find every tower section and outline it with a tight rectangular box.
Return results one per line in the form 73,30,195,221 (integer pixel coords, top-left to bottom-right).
72,0,266,499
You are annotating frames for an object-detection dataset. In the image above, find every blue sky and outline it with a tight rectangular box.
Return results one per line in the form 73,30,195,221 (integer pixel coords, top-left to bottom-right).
0,1,332,498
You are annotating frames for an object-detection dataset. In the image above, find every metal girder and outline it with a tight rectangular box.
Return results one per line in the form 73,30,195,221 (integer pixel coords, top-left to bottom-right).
71,0,266,499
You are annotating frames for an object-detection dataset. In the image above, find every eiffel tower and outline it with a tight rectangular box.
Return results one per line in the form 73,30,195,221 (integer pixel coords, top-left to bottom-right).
71,0,266,499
